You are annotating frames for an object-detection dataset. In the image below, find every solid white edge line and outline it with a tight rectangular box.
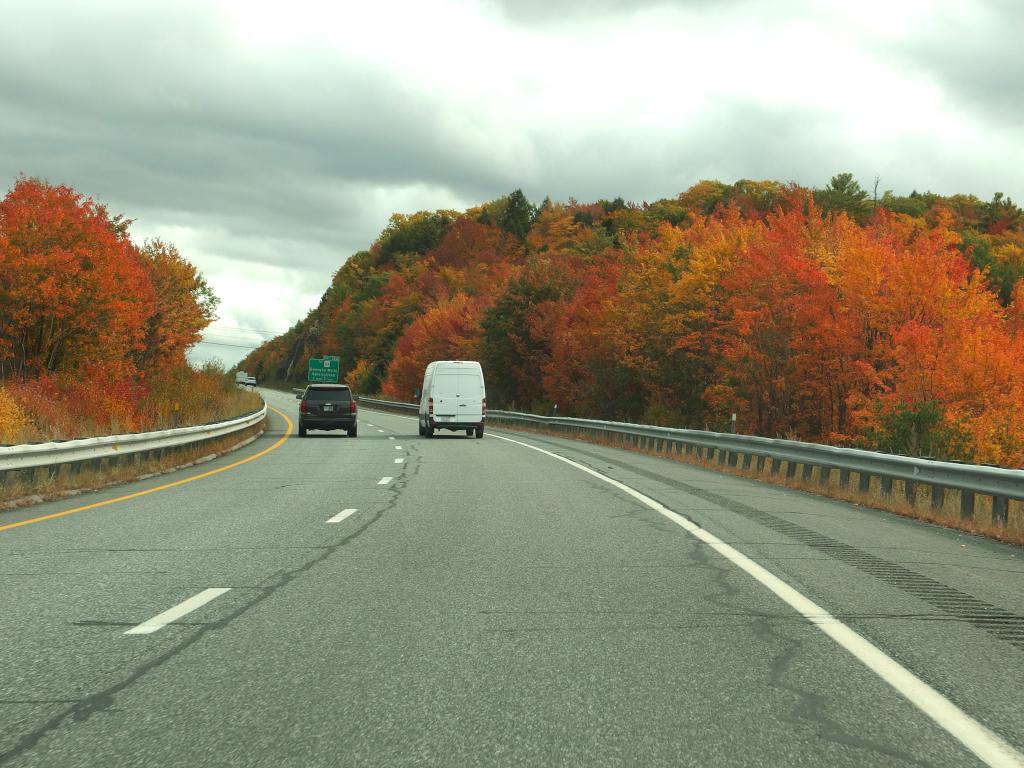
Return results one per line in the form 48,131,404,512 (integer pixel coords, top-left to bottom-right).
490,432,1024,768
124,588,231,635
327,508,358,524
378,477,393,485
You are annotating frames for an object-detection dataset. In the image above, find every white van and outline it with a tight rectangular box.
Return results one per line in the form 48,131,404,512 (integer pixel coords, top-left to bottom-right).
418,360,486,438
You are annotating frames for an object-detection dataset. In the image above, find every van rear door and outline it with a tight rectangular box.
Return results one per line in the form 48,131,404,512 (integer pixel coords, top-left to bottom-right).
432,373,461,421
456,373,484,423
434,371,483,423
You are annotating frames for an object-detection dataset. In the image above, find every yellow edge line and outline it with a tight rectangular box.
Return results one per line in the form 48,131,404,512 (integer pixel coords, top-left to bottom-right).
0,406,294,534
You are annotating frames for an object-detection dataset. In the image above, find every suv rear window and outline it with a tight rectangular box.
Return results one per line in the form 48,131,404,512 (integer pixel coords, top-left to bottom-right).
305,387,351,402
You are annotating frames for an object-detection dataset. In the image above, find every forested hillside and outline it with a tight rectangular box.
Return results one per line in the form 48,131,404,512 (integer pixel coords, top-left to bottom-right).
241,175,1024,466
0,176,259,443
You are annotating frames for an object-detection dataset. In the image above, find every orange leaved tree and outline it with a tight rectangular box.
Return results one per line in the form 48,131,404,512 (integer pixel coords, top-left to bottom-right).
0,177,153,379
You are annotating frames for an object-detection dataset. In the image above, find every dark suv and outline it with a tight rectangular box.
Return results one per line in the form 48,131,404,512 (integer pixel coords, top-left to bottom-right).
297,384,357,437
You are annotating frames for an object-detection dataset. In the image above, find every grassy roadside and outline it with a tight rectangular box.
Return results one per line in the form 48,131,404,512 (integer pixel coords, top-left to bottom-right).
0,365,263,445
0,418,266,510
1,368,268,509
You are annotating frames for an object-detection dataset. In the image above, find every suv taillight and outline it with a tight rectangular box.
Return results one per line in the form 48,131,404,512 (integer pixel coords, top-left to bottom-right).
350,400,357,413
300,399,308,414
428,397,433,415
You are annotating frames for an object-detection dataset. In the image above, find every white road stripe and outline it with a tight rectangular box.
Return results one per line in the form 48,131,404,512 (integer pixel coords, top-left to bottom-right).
490,433,1024,768
327,508,358,524
388,436,395,440
378,477,392,485
395,458,404,464
377,429,385,433
124,588,231,635
395,446,402,450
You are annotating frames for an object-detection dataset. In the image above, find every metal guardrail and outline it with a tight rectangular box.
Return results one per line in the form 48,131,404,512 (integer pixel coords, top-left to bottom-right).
357,397,1023,525
0,404,268,483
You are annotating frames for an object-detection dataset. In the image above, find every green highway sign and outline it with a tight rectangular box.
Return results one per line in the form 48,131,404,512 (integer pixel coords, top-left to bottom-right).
307,356,340,383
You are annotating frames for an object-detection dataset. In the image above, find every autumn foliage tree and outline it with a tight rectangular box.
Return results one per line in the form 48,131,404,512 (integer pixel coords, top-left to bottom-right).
136,238,219,372
240,178,1024,467
0,177,153,378
0,176,224,440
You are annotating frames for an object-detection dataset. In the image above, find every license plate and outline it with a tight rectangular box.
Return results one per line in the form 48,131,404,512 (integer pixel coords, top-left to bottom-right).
323,404,334,412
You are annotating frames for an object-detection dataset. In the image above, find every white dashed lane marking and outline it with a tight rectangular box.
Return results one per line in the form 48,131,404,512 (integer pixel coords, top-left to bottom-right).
327,508,358,524
125,589,231,635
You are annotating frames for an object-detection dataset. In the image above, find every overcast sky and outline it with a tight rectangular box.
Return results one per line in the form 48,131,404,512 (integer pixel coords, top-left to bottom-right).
2,0,1021,366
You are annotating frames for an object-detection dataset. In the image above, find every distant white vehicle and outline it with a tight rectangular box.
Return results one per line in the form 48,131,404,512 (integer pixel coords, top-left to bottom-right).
245,376,257,387
235,371,248,384
418,360,486,438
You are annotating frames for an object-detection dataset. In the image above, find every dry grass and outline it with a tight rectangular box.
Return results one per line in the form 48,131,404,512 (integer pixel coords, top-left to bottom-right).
0,366,263,445
0,388,32,444
490,419,1024,548
0,419,266,509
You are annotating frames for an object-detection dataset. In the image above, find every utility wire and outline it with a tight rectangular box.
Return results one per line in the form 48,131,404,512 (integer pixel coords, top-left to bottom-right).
209,324,287,336
196,340,264,350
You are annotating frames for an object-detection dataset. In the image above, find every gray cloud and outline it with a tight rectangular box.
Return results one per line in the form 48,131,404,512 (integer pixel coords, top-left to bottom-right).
885,0,1024,127
2,0,1021,365
482,0,755,25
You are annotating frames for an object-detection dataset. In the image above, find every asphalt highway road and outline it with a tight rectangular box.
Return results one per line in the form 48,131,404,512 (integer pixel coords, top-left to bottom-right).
1,388,1022,767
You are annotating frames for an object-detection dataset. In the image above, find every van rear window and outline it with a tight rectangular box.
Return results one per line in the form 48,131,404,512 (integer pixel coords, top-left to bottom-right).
306,388,351,401
435,373,481,397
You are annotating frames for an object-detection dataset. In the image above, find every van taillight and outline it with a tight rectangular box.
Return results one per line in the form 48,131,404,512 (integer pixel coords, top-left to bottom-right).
428,397,433,415
482,397,486,416
350,400,357,413
299,399,308,414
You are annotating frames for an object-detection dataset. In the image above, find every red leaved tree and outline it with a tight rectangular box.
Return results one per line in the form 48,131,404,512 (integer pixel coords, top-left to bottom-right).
0,177,153,379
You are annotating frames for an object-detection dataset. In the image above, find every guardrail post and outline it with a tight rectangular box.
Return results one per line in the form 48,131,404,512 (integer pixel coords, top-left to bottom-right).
785,461,797,479
858,473,871,493
931,485,945,510
801,463,814,481
819,466,831,486
756,455,766,472
992,496,1009,525
881,476,893,497
839,468,850,488
742,453,752,470
960,490,975,519
904,480,916,504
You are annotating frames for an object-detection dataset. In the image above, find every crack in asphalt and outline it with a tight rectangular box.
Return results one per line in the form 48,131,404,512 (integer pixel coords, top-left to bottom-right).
749,614,938,767
0,468,405,765
682,517,938,765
